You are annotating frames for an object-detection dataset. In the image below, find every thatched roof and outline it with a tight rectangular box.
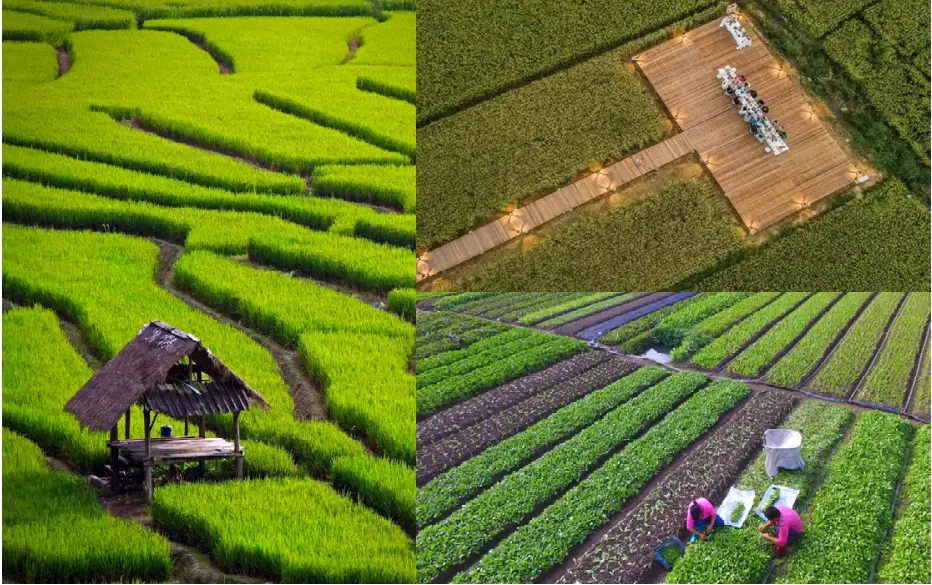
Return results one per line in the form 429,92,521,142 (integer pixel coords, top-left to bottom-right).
65,321,268,431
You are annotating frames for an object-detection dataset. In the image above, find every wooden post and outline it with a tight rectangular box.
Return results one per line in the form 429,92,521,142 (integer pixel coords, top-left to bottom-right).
198,415,206,477
143,408,152,504
233,410,242,479
109,424,120,493
124,408,131,440
184,417,189,437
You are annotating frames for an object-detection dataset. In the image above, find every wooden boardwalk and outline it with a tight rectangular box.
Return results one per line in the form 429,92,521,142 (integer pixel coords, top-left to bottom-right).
417,134,694,280
638,18,856,230
417,16,857,282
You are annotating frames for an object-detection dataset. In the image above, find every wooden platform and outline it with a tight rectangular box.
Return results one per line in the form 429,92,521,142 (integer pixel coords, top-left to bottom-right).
637,18,856,230
108,436,238,465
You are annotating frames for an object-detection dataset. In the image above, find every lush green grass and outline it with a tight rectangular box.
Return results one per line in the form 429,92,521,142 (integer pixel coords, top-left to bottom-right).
152,478,414,582
857,292,931,408
2,9,73,43
878,424,931,583
2,41,57,84
314,163,416,212
451,180,745,291
652,292,751,347
68,0,377,19
332,453,416,532
417,43,666,248
597,294,706,349
670,293,781,361
3,429,172,583
173,250,415,464
416,0,721,122
4,0,135,30
765,292,873,388
807,292,905,396
2,178,412,292
355,11,415,65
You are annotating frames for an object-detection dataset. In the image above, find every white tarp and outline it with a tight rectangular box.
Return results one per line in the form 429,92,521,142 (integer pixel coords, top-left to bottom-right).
764,429,804,477
755,484,800,520
718,486,756,528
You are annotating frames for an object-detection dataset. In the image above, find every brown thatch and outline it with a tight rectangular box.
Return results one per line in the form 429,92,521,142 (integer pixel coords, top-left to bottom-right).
65,321,268,431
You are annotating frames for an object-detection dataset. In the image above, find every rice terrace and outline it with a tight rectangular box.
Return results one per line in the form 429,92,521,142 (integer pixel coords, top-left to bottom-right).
1,0,415,582
415,0,931,291
415,292,931,583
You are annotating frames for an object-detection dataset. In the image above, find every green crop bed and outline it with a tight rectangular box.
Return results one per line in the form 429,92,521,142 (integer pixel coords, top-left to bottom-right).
726,292,839,377
765,292,873,388
416,331,553,386
597,295,707,350
806,292,905,396
152,478,414,582
452,379,749,583
856,293,931,408
538,294,635,327
450,180,745,291
3,9,74,43
416,367,669,527
416,329,531,374
519,293,619,325
416,371,709,582
3,429,172,583
5,0,135,30
689,293,809,369
652,293,750,347
908,342,931,418
779,411,909,583
671,293,782,361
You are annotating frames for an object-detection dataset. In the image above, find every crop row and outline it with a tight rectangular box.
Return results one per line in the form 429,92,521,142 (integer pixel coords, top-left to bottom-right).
417,367,669,527
416,336,586,416
908,339,931,418
668,401,854,583
597,294,706,350
765,292,873,387
652,292,750,347
669,293,781,361
2,9,74,43
432,293,497,311
416,352,610,447
480,293,570,321
779,411,909,583
690,293,809,369
562,390,794,584
152,477,413,583
415,371,709,582
416,358,646,486
727,293,839,377
3,429,172,583
3,42,57,84
3,178,413,292
453,380,750,583
539,294,636,327
519,293,619,325
416,327,531,374
454,292,536,316
877,424,931,583
857,292,931,408
806,292,905,396
5,0,135,31
415,322,509,361
417,330,553,386
762,0,875,38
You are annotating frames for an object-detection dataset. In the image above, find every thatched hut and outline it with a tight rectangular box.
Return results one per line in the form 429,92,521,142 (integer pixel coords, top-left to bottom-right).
65,321,268,501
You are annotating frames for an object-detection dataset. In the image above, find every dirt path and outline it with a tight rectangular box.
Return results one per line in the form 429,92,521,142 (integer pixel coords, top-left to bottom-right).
56,44,72,77
342,36,361,64
152,239,328,421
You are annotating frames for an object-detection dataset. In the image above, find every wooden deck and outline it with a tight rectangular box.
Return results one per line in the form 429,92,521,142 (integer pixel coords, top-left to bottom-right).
637,18,856,230
417,15,857,282
109,436,238,464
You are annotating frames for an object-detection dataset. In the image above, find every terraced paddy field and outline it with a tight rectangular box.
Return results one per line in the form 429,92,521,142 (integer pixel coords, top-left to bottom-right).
415,0,930,292
415,297,931,583
2,1,414,582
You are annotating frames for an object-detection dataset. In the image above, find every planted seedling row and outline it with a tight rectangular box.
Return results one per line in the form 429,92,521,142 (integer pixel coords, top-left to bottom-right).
670,292,783,361
416,351,610,447
904,330,931,420
417,329,551,384
520,293,623,325
415,372,710,583
417,367,670,528
539,294,637,328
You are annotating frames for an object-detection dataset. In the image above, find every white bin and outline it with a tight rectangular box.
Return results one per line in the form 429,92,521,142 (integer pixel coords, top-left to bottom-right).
764,429,804,478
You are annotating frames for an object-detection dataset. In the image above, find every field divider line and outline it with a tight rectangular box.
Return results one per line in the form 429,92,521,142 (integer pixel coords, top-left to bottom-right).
847,293,910,402
900,319,930,416
753,293,844,382
795,292,880,391
712,293,814,372
425,379,711,584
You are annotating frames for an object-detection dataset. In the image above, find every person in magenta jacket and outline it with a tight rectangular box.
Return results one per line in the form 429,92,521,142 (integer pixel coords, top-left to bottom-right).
760,505,804,556
685,498,724,543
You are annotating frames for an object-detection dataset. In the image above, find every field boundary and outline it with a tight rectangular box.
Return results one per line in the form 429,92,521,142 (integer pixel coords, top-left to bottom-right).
903,323,931,419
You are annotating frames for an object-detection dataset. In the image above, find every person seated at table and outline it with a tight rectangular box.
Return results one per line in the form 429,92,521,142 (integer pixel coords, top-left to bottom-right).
726,86,735,96
749,89,758,98
736,74,746,83
757,99,766,107
762,106,770,114
760,506,803,557
686,498,724,543
733,97,741,105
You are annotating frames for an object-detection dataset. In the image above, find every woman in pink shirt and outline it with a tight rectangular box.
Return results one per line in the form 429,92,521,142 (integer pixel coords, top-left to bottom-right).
685,498,724,543
760,505,803,556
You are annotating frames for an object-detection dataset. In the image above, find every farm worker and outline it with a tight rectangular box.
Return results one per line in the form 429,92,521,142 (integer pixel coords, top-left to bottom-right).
686,498,724,543
760,505,803,557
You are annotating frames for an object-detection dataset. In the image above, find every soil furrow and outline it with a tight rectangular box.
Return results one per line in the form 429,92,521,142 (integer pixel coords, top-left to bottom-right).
417,356,640,485
416,351,609,447
847,293,911,401
553,292,672,337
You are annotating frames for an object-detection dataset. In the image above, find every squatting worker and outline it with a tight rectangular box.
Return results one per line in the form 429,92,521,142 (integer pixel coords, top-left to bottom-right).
686,498,724,543
760,505,803,556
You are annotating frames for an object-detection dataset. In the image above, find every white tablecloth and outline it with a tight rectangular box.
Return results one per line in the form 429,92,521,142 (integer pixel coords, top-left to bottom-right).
721,15,752,49
717,66,789,155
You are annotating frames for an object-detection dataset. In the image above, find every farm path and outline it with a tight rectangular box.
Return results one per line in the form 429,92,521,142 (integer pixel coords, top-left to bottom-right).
152,238,328,422
416,133,695,281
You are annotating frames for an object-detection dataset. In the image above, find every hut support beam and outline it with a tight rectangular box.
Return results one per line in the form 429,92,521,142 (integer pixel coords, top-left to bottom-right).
143,408,152,503
110,425,120,493
124,409,131,440
198,415,206,477
233,411,242,478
